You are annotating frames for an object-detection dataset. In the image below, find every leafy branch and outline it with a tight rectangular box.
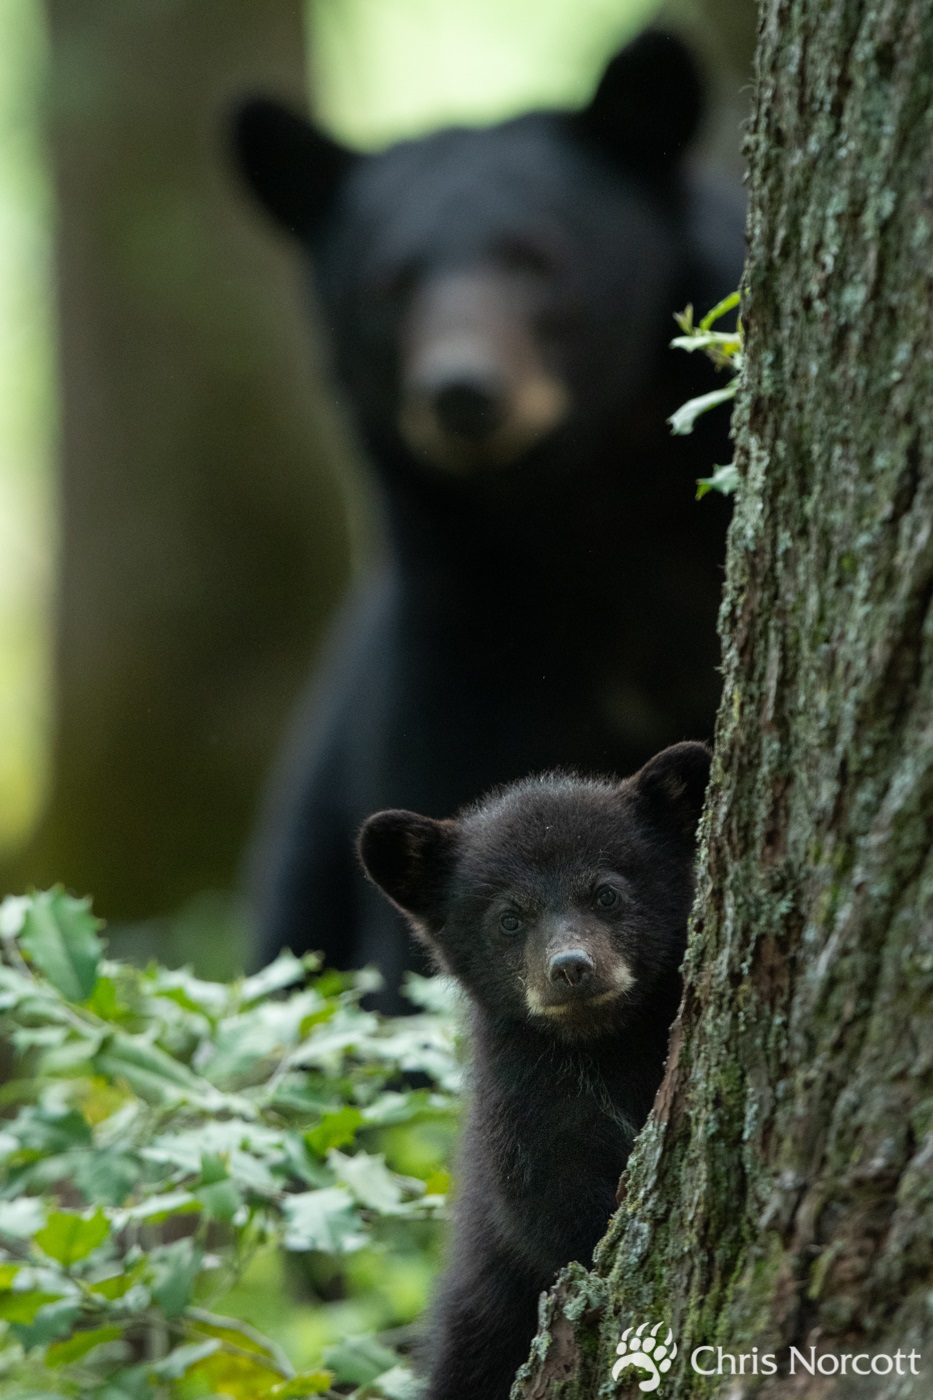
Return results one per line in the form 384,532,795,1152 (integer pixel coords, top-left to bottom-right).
0,890,460,1399
668,290,743,498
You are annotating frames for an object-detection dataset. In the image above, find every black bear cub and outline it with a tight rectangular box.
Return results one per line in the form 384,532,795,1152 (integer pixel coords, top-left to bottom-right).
358,741,711,1400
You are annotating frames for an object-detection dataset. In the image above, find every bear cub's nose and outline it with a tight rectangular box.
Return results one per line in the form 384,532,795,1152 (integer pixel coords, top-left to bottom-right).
433,378,505,440
547,948,595,989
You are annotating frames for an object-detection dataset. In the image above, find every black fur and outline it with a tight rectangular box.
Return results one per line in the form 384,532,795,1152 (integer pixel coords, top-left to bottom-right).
234,31,743,1008
358,742,710,1400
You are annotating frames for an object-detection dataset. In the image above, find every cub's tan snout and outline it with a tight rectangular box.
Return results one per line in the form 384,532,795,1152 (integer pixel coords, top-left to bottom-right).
524,916,635,1029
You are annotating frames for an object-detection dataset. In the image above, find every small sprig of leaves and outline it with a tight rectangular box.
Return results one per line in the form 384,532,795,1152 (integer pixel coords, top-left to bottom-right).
0,890,461,1400
668,290,743,498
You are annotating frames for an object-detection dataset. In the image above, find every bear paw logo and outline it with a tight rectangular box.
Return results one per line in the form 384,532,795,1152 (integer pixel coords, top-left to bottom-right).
611,1322,677,1392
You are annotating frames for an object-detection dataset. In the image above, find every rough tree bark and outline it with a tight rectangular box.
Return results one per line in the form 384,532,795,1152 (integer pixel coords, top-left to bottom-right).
513,0,933,1395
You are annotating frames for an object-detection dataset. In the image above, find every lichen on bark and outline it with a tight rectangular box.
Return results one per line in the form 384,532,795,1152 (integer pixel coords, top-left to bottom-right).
512,0,933,1395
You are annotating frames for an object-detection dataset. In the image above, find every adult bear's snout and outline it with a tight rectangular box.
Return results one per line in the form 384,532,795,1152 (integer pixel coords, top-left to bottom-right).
432,376,506,440
399,267,568,470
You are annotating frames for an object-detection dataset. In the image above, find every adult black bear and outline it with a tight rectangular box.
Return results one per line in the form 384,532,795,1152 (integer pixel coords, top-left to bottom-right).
234,32,743,1007
358,741,710,1400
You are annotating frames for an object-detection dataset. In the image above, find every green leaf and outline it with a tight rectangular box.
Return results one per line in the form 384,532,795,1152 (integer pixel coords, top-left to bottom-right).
240,951,308,1004
93,1362,150,1399
269,1372,334,1397
424,1168,451,1196
0,1391,71,1400
18,889,103,1001
45,1323,123,1365
0,1262,19,1287
329,1150,407,1213
696,463,741,499
149,1337,221,1379
93,1030,224,1108
359,1362,423,1399
72,1148,138,1207
148,1237,202,1317
148,964,229,1015
699,288,741,330
282,1187,367,1254
118,1189,200,1223
305,1105,363,1155
34,1207,109,1266
669,330,742,355
82,974,129,1022
12,1297,81,1349
197,1176,242,1223
198,1152,230,1186
0,894,30,937
323,1335,401,1387
668,383,737,436
16,1106,92,1154
0,1290,64,1323
88,1266,142,1301
402,972,460,1014
0,1196,45,1237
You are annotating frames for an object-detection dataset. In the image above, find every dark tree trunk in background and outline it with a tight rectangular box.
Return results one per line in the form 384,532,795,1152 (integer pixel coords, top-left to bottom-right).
5,1,356,941
514,0,933,1395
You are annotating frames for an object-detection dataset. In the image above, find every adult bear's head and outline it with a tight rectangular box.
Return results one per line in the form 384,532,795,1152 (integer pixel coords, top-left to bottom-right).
233,31,705,477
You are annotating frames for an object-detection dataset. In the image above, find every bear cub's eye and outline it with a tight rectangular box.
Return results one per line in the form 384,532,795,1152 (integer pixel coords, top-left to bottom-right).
498,912,523,935
594,884,621,911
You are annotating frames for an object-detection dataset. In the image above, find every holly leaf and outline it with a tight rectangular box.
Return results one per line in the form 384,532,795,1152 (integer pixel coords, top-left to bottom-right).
18,889,103,1001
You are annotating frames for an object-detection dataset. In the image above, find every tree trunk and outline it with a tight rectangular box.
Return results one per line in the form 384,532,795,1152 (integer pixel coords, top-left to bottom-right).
4,1,356,937
514,0,933,1395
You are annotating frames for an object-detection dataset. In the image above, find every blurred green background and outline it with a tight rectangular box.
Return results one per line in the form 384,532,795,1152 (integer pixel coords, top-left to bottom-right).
0,0,754,977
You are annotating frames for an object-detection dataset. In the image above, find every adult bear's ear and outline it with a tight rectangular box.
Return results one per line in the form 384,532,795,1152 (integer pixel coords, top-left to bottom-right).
577,30,704,173
357,811,457,940
232,97,357,238
630,741,711,842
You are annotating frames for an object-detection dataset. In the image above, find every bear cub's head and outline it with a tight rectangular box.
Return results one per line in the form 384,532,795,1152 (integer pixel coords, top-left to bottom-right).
358,742,710,1041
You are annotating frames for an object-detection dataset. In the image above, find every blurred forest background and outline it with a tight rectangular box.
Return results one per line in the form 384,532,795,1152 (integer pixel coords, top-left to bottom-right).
0,0,755,978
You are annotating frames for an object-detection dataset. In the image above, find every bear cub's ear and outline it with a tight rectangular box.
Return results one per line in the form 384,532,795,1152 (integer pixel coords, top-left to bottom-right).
631,741,711,841
357,810,456,935
579,29,705,174
232,98,357,238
